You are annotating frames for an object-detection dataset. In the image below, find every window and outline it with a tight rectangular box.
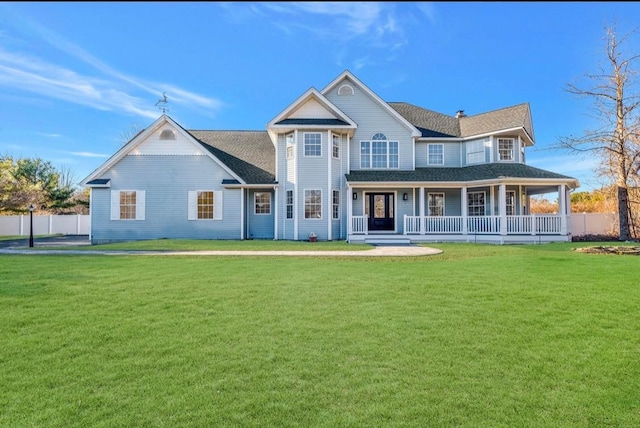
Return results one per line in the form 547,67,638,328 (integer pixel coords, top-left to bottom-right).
305,189,322,219
188,191,223,220
286,134,294,159
332,190,340,219
332,134,340,158
428,193,445,216
286,190,293,219
120,191,137,219
159,129,176,140
506,191,515,216
498,138,514,161
468,192,485,216
466,140,485,164
360,133,399,168
338,84,354,96
111,190,145,220
255,192,271,215
428,144,444,165
198,191,214,219
304,133,321,157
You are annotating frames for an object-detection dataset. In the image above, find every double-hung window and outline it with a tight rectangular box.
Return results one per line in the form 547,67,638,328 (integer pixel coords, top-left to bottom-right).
427,144,444,165
304,133,321,157
255,192,271,215
498,138,514,161
286,190,293,219
466,140,485,164
332,134,340,158
332,190,340,219
188,190,223,220
286,133,294,160
468,192,485,216
360,133,398,168
304,189,322,219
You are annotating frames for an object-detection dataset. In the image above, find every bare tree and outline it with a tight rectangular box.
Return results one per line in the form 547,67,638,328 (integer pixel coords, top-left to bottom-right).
119,123,145,146
558,22,640,241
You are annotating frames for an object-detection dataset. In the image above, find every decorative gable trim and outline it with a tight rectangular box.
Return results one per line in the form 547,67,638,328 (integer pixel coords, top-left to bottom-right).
321,70,422,138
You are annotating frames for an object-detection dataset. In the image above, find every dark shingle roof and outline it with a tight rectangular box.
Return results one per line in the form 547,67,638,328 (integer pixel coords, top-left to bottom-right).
188,130,275,185
275,118,350,126
388,102,534,140
345,163,574,183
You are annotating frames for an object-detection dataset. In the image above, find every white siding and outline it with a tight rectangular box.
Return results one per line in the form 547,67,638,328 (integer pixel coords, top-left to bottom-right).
290,99,336,119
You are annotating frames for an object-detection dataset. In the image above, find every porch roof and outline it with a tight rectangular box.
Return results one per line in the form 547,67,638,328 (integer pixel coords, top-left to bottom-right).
345,163,578,186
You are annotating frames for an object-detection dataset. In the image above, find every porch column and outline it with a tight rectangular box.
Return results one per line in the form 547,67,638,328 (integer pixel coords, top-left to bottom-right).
240,188,245,240
419,187,425,235
461,187,468,235
499,184,507,235
274,187,279,241
558,184,567,235
347,185,353,237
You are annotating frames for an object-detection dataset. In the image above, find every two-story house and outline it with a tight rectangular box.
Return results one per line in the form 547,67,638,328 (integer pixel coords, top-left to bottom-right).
81,70,579,244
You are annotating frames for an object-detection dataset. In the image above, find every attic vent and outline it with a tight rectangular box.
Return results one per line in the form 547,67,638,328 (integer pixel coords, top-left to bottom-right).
159,129,176,140
338,84,354,96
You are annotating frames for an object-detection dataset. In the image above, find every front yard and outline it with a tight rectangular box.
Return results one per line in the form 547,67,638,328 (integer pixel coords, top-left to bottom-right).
1,242,638,427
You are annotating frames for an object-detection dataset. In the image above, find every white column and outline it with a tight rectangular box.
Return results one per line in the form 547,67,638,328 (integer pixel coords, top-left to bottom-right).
327,130,332,241
240,188,245,240
499,184,507,235
347,185,352,237
559,184,567,235
273,187,279,241
461,187,468,235
419,187,425,235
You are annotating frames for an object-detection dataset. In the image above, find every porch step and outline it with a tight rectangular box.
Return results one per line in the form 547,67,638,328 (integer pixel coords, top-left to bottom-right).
364,236,412,245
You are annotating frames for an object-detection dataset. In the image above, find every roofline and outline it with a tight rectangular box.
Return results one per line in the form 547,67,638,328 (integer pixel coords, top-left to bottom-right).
346,177,579,189
321,70,422,138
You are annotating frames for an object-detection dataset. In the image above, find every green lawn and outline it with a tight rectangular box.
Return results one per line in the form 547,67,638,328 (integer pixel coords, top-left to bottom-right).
1,242,638,427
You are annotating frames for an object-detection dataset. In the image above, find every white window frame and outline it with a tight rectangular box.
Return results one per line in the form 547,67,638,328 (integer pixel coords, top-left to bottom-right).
304,133,322,157
332,190,340,220
466,140,485,164
332,134,340,159
254,192,271,215
286,133,294,160
360,133,399,169
111,190,145,221
427,144,444,165
427,192,445,216
498,138,515,162
286,190,293,220
467,191,486,216
188,190,223,220
304,189,322,219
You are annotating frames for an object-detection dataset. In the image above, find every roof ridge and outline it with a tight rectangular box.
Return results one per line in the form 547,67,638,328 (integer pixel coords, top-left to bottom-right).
460,102,529,119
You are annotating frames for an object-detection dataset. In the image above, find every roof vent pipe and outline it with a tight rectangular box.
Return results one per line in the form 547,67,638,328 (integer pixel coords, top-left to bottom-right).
456,110,466,118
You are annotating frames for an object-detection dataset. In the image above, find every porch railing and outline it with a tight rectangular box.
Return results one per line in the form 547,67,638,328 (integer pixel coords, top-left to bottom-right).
403,214,565,235
351,215,368,235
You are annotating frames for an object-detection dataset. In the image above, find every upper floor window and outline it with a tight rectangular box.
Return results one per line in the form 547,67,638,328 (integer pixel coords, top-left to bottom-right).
286,133,294,159
427,144,444,165
360,133,398,169
466,140,485,164
338,84,354,96
332,134,340,159
498,138,514,161
159,129,176,140
304,133,321,157
255,192,271,215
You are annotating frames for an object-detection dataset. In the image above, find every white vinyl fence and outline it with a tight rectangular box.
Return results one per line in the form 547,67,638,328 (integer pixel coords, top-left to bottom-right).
0,215,90,236
570,213,618,237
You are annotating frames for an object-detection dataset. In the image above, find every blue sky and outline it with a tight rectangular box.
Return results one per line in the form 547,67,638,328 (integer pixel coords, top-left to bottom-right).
1,2,639,191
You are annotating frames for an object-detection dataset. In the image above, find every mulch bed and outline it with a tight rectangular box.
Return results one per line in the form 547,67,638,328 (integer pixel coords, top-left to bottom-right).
574,246,640,255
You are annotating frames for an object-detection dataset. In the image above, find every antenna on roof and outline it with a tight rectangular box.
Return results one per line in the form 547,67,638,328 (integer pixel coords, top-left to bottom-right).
155,92,169,114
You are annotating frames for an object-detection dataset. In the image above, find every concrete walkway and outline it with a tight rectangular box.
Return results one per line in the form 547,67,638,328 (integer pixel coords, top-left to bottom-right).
0,245,442,257
0,235,442,257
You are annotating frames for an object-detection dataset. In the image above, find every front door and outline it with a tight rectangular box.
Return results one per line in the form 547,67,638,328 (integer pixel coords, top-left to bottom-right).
367,193,395,231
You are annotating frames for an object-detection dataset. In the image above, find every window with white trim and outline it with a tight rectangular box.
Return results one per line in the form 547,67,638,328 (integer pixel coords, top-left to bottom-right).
498,138,514,161
286,190,293,219
468,191,485,216
188,190,223,220
304,189,322,219
428,144,444,165
466,140,485,164
255,192,271,215
304,133,321,157
360,133,398,168
506,190,516,216
286,133,294,160
428,193,445,216
332,190,340,219
111,190,145,220
332,134,340,158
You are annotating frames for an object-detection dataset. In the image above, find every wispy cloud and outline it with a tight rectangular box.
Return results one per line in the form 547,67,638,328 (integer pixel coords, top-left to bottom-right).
69,151,110,158
0,8,222,119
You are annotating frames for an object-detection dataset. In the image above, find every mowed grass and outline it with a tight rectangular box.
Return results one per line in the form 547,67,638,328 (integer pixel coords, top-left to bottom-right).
1,243,639,427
